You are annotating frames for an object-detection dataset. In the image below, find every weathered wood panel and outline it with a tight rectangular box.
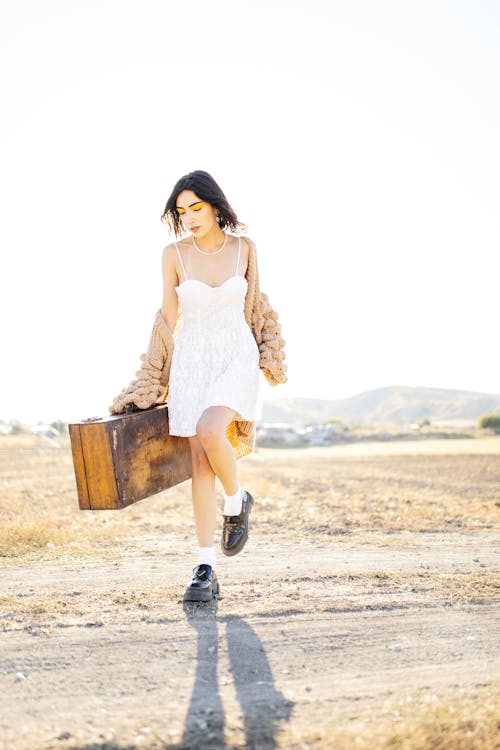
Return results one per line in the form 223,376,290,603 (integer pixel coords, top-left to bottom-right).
68,425,91,510
69,405,192,510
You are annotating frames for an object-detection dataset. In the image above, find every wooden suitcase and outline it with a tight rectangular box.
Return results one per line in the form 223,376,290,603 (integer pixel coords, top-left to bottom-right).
69,404,192,510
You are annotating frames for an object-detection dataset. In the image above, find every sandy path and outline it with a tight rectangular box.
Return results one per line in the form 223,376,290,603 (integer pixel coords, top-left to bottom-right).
1,535,498,750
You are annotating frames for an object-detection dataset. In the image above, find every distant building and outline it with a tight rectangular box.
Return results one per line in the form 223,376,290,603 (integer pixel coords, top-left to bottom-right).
256,423,304,447
299,422,342,446
29,424,59,438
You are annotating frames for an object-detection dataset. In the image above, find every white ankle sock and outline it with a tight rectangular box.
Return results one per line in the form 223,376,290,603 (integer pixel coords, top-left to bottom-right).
198,546,216,570
223,486,243,516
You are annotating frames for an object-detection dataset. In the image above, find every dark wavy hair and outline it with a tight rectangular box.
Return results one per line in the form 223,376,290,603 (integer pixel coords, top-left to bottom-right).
161,170,246,237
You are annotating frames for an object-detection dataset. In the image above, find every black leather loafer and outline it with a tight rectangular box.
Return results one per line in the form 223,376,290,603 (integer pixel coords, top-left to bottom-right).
221,490,254,557
183,564,219,602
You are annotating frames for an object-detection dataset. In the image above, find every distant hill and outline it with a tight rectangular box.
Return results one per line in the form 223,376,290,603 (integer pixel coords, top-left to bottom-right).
261,386,500,427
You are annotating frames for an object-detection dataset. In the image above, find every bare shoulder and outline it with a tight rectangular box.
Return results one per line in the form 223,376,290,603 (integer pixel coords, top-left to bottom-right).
163,240,186,265
238,235,253,258
162,242,173,258
236,235,253,276
162,241,180,259
162,242,181,283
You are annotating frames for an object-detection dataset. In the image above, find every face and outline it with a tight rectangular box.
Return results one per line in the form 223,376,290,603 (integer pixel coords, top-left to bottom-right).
175,190,219,237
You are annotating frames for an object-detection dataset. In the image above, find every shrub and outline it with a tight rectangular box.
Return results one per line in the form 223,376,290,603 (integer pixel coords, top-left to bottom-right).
478,413,500,431
322,417,349,432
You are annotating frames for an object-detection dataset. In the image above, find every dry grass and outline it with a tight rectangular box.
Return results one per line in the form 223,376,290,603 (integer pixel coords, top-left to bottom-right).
1,570,497,633
1,436,499,750
1,435,499,558
243,448,500,536
342,569,500,604
0,435,194,558
280,684,500,750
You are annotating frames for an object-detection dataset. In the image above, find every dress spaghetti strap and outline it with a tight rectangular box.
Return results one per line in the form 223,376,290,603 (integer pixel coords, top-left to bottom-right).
175,243,188,281
235,237,241,275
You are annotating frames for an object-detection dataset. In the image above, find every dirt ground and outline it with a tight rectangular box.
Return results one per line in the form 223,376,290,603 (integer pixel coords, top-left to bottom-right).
0,436,499,749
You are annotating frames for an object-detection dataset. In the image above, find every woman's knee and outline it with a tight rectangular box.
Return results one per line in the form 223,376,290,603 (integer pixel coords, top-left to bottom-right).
189,440,214,476
196,417,223,448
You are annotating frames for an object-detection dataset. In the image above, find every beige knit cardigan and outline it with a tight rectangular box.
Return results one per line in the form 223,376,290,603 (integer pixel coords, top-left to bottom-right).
109,237,287,459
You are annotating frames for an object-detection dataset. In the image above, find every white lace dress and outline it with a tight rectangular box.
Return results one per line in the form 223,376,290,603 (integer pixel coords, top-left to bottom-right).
167,241,260,437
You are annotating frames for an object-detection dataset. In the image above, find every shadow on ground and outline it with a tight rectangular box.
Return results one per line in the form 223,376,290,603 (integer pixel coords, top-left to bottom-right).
68,599,293,750
177,600,293,749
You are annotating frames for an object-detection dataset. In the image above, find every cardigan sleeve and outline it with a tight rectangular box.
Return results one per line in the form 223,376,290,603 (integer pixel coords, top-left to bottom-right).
244,238,287,386
256,292,288,386
109,310,174,414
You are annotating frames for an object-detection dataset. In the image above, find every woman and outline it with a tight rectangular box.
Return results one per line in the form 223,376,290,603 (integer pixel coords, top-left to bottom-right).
110,171,287,602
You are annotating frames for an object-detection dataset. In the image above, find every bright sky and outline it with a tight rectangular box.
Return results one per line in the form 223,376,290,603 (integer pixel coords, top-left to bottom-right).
1,0,499,423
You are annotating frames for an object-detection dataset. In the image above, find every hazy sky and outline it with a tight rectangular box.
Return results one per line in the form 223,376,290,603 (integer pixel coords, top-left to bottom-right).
1,0,499,423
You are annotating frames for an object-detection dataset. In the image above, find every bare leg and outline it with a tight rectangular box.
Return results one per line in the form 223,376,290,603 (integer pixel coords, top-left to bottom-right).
196,406,239,496
188,435,217,548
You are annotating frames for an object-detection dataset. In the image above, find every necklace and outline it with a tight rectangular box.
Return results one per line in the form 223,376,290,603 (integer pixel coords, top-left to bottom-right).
192,233,227,256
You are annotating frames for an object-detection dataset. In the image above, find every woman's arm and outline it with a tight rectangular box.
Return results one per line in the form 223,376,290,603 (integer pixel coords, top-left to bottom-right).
161,243,180,333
